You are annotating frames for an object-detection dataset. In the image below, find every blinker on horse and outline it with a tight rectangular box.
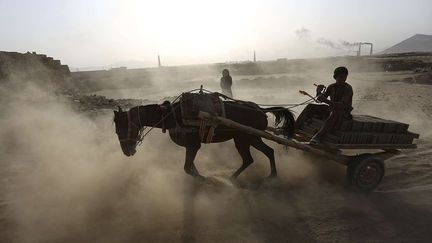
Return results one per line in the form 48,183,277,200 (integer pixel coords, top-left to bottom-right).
113,106,142,156
113,95,295,179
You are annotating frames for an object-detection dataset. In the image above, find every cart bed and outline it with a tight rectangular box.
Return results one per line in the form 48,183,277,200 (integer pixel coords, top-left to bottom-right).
297,115,419,149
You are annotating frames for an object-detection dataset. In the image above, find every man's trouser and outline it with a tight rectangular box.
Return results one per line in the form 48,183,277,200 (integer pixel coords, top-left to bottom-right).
295,103,349,139
295,104,330,130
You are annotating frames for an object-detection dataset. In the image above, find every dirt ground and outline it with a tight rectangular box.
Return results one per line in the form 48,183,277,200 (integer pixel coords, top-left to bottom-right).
1,70,432,243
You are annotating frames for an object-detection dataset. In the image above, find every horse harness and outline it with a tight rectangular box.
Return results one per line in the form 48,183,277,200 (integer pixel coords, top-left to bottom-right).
161,103,189,143
161,102,217,144
119,101,218,145
118,107,145,144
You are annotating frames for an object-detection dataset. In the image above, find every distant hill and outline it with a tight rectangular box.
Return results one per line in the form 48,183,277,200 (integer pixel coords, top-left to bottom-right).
382,34,432,54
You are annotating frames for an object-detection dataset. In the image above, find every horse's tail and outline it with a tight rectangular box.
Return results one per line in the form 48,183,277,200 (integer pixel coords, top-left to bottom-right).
261,107,296,138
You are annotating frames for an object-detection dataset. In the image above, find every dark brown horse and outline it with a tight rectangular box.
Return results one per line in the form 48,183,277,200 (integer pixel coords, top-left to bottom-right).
113,99,295,179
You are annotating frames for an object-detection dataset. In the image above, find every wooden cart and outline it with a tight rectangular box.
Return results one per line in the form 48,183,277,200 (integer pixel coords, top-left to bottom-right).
198,111,419,192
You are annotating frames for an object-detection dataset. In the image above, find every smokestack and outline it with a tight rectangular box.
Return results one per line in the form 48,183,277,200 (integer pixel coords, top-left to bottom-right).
253,50,256,62
357,42,373,56
158,55,161,68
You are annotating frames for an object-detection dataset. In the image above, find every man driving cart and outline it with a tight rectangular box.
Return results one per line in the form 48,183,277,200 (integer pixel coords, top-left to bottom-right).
295,66,353,144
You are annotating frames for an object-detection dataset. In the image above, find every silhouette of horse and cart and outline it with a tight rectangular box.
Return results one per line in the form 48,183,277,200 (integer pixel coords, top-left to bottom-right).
113,88,418,192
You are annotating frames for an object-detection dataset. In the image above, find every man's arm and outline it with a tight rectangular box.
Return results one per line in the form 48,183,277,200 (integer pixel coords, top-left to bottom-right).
317,85,332,105
317,85,346,110
319,84,353,110
340,85,353,110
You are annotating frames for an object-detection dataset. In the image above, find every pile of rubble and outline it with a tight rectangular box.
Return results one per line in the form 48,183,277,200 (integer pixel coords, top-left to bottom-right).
0,51,70,83
64,92,150,112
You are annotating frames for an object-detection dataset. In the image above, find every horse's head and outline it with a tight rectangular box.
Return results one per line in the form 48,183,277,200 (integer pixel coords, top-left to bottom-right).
113,106,142,156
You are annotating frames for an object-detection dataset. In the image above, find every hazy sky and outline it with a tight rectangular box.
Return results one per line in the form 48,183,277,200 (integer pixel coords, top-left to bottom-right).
1,0,431,68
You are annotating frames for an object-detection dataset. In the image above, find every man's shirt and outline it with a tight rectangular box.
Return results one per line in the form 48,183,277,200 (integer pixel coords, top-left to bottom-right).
323,82,353,113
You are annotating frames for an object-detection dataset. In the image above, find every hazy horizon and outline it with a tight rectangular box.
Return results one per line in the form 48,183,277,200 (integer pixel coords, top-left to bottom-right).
1,0,431,69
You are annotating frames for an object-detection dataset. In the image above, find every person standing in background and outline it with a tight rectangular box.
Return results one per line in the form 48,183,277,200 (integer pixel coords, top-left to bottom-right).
220,69,233,98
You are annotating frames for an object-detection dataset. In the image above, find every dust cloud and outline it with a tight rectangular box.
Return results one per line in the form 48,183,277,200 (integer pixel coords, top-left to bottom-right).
0,76,330,243
1,63,432,243
0,81,183,242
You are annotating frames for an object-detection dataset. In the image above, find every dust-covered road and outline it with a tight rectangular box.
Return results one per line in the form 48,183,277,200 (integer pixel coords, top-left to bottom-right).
1,71,432,243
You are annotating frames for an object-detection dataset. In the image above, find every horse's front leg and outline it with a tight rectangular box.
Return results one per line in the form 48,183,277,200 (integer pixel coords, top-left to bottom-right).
184,145,204,179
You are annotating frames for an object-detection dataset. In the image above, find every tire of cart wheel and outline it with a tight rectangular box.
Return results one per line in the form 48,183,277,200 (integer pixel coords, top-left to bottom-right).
347,153,385,193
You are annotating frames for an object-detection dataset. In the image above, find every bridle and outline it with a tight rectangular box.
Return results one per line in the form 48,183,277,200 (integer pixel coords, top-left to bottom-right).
116,103,176,146
118,107,146,144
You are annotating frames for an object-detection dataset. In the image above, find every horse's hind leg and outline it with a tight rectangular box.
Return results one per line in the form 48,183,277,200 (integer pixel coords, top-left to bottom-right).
184,145,204,179
232,137,253,178
251,138,277,178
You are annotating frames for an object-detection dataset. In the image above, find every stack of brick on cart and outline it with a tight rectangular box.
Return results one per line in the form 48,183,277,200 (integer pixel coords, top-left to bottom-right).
300,115,419,145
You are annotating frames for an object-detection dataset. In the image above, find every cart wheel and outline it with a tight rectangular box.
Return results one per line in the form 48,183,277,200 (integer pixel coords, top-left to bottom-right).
347,154,385,192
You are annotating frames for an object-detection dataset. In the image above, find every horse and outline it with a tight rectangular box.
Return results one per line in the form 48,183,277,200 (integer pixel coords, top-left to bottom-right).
113,98,295,179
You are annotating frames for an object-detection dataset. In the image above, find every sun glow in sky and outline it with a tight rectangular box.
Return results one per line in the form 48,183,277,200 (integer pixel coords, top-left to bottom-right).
1,0,431,69
113,0,262,61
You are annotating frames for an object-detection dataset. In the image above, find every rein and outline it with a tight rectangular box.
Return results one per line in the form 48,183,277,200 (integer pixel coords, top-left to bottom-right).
117,87,317,146
119,104,180,146
139,105,179,142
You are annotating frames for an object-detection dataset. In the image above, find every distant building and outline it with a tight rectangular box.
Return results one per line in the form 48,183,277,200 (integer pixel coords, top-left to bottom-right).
110,66,127,71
